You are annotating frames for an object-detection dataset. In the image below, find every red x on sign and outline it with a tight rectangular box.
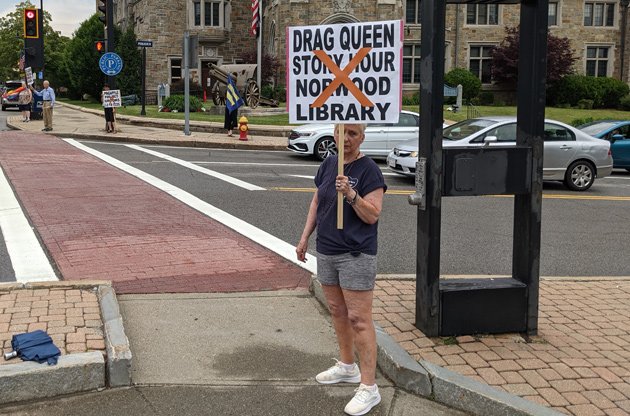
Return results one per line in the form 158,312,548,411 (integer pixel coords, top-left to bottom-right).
310,47,374,108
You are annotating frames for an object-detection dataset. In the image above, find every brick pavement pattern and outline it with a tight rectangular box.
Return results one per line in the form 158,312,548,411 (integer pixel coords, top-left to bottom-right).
373,279,630,416
0,132,310,294
0,288,104,363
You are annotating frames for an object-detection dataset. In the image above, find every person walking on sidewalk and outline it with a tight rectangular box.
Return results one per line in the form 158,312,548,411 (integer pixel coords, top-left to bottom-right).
297,123,387,416
30,80,55,131
18,81,32,122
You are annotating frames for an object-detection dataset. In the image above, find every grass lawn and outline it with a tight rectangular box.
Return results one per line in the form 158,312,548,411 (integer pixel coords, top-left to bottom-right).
60,99,628,126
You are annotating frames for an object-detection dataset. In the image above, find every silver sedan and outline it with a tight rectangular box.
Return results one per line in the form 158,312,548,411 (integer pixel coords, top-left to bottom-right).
387,116,613,191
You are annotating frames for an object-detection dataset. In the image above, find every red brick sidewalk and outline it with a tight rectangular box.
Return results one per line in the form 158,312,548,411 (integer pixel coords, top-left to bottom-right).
0,132,310,294
373,278,630,416
1,283,105,364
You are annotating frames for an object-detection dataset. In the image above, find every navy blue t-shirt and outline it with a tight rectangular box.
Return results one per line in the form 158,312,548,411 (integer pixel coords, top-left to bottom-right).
314,156,387,255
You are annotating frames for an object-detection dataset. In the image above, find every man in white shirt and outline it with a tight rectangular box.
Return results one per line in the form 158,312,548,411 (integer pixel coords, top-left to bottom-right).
30,80,56,131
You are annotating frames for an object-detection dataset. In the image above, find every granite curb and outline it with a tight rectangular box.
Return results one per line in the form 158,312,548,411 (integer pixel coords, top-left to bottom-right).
0,280,132,405
309,276,564,416
59,102,293,137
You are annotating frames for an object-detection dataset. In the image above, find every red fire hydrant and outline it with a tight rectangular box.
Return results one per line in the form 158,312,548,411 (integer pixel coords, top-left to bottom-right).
239,116,249,141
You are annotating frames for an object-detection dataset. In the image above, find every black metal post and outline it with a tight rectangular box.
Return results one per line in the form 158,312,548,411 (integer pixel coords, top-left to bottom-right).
415,0,446,337
106,0,115,89
140,47,146,116
513,0,549,335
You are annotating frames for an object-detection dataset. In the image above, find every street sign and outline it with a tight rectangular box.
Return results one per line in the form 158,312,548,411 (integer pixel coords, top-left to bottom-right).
99,52,123,76
137,40,153,47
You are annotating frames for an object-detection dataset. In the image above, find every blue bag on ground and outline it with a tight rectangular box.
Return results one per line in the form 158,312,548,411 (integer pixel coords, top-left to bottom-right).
10,330,61,365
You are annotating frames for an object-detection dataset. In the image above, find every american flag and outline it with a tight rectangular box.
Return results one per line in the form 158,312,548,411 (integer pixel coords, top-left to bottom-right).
18,52,25,71
251,0,259,37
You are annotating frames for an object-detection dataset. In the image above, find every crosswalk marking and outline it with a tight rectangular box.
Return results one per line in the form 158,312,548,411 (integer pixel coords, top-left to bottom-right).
0,167,57,282
126,145,266,191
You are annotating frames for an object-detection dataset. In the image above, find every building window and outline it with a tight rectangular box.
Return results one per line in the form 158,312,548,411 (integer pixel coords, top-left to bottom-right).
466,4,499,25
402,44,421,84
549,2,558,26
584,2,615,27
192,0,223,27
170,58,182,82
469,45,494,83
585,46,610,76
406,0,421,25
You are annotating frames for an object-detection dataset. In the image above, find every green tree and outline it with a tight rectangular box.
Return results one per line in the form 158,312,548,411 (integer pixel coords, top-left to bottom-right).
115,26,141,96
0,1,67,82
62,14,118,99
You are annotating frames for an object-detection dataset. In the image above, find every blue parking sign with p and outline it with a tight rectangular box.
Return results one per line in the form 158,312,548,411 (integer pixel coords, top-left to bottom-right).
99,52,123,76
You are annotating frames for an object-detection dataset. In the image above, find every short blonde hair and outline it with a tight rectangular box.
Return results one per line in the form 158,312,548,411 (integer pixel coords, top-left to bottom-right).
334,123,366,136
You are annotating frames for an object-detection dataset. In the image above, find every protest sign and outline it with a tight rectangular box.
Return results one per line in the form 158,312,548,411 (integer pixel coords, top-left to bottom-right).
287,20,402,124
25,67,34,85
102,89,122,108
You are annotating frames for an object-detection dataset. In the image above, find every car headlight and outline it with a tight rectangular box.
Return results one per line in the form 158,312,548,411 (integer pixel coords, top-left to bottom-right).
288,131,313,141
409,151,418,158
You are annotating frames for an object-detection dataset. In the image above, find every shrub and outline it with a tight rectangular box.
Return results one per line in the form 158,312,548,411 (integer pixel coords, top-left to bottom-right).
402,92,420,106
444,68,481,100
620,95,630,111
548,75,629,108
162,94,203,112
570,117,594,127
478,91,494,105
578,99,594,109
261,85,287,101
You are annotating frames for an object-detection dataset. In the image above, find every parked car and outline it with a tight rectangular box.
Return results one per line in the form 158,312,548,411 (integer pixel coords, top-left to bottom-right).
387,116,613,191
1,81,24,111
287,110,426,161
578,120,630,172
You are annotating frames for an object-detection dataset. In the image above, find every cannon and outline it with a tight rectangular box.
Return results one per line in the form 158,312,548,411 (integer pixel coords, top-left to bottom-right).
208,64,278,109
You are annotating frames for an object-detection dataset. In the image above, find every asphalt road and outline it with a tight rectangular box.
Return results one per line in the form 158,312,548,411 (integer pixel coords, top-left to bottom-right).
73,140,630,277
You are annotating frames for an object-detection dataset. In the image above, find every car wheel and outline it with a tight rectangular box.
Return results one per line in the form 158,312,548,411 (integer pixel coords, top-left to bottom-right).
564,160,595,191
314,137,337,161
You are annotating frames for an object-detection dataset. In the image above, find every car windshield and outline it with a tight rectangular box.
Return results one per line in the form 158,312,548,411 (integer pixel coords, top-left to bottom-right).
579,122,618,136
443,119,497,141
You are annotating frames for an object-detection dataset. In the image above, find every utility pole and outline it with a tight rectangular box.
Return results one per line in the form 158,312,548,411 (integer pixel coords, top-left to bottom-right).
183,31,190,136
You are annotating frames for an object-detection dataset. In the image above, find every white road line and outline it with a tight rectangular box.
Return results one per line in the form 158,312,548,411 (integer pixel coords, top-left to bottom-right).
604,176,630,180
0,168,57,282
65,139,317,275
289,175,315,180
193,161,320,168
126,144,265,191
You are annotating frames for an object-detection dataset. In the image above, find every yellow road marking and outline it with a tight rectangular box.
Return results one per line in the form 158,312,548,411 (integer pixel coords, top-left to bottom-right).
269,187,630,201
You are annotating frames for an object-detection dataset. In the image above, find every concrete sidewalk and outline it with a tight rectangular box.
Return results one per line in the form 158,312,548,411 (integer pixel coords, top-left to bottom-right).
2,107,627,415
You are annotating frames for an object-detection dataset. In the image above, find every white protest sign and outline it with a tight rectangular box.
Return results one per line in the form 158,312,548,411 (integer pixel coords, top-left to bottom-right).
102,89,122,108
287,20,402,124
25,67,34,85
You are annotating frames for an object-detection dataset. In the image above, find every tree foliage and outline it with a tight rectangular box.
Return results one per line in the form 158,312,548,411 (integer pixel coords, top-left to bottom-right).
491,26,577,85
444,68,481,100
114,26,142,96
0,1,67,83
238,51,281,87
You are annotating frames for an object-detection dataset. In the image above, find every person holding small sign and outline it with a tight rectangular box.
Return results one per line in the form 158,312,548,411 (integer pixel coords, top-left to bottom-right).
18,81,32,122
297,123,386,416
101,84,117,133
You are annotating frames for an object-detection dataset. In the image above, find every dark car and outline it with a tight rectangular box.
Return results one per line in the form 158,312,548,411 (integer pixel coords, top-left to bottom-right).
579,120,630,172
1,80,24,111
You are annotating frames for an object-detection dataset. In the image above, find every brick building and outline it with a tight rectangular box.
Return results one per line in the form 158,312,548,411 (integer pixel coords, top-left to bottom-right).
109,0,630,98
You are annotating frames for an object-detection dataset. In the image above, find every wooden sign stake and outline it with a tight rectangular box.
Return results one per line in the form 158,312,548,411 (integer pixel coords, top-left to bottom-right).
337,124,344,230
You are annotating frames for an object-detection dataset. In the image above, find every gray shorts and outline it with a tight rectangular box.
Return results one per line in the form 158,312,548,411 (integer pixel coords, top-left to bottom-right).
316,252,377,291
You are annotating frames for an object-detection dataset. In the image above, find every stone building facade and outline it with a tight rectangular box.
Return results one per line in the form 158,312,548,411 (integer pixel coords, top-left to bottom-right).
110,0,630,98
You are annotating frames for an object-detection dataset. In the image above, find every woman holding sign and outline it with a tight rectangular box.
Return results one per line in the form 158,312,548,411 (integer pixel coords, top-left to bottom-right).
297,123,386,416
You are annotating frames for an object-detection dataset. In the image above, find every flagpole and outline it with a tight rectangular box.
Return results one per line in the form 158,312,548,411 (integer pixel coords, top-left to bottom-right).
256,0,262,89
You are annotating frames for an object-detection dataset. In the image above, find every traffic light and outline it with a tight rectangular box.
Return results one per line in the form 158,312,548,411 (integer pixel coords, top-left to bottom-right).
95,40,105,53
24,8,39,38
98,0,107,25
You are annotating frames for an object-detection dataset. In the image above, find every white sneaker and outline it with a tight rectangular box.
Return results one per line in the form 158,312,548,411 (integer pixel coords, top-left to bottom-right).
344,384,381,416
315,359,361,384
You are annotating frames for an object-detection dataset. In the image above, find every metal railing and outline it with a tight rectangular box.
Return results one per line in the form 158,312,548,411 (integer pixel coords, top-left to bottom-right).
466,101,482,119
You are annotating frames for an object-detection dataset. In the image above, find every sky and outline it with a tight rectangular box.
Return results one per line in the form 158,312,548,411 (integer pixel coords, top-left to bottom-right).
0,0,95,37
